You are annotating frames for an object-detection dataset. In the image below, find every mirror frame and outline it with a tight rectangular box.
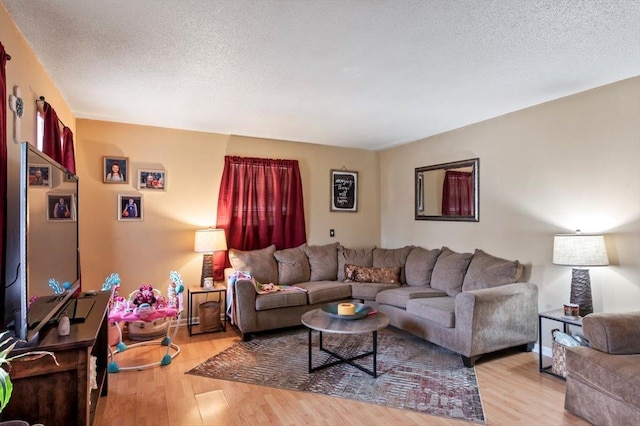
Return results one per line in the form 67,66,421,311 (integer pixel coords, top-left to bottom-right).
415,158,479,222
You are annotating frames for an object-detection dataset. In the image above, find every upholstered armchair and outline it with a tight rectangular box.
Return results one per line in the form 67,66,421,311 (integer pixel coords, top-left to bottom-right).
564,311,640,426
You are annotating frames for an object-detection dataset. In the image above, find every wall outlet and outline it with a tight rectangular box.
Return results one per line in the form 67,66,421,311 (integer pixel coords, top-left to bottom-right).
329,229,335,237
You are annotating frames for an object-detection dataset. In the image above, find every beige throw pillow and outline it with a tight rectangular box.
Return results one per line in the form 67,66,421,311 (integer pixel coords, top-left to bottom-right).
430,247,473,296
337,245,375,281
274,244,311,285
228,244,278,284
303,242,340,281
461,249,522,291
405,247,441,286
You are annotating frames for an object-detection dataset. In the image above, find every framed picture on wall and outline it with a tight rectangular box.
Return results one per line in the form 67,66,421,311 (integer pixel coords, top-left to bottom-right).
330,169,358,212
46,194,76,221
28,164,52,187
118,194,143,221
137,169,166,191
103,156,129,184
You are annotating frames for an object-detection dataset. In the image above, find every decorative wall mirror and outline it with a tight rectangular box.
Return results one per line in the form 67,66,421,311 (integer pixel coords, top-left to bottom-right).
415,158,479,222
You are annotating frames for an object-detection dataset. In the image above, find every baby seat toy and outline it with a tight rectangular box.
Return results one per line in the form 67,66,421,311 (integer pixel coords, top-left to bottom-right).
102,271,184,372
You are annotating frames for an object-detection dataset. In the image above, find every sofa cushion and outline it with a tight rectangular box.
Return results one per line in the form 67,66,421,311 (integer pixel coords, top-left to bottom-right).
255,291,308,311
405,247,441,286
406,297,456,328
375,286,447,309
344,264,401,285
431,247,473,296
274,244,311,285
294,281,352,304
228,244,278,285
337,245,375,281
304,242,339,281
462,249,522,291
350,282,398,300
373,246,413,283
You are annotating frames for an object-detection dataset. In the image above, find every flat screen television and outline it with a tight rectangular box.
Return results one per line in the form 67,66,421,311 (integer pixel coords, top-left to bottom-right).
3,143,80,343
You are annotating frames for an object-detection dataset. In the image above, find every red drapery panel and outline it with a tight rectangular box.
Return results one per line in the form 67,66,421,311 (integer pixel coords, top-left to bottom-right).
42,102,63,164
1,44,7,315
62,126,76,174
442,171,473,216
215,156,307,279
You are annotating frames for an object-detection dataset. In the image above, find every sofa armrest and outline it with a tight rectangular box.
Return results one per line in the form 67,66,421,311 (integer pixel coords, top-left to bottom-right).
234,279,258,334
583,311,640,355
455,282,538,355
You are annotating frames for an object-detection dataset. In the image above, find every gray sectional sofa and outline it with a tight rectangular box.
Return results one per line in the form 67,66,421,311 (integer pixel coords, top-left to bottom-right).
226,242,538,366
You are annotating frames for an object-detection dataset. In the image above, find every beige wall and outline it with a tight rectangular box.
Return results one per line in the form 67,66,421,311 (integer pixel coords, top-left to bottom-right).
76,120,380,295
380,77,640,316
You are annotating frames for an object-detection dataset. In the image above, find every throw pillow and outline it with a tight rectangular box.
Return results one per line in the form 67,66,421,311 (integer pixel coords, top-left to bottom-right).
372,246,413,283
228,244,278,285
337,245,375,281
461,249,522,291
404,247,441,286
303,242,340,281
430,247,473,296
274,244,311,285
344,264,401,285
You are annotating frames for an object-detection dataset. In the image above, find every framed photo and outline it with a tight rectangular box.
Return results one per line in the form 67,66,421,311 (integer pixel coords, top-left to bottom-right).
137,169,166,191
47,194,76,221
103,156,129,184
63,171,77,183
28,164,52,187
330,169,358,212
118,194,143,221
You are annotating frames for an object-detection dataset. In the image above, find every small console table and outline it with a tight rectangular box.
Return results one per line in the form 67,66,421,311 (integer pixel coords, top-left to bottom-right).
187,283,227,336
4,290,110,425
538,308,583,379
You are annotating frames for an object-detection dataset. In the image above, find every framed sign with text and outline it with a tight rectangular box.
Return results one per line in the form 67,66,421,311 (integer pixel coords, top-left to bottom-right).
330,169,358,212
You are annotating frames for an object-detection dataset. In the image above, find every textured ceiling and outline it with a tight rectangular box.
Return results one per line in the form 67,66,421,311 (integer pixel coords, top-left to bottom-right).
3,0,639,150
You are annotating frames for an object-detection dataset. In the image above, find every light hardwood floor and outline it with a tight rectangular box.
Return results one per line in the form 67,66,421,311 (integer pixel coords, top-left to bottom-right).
93,325,589,426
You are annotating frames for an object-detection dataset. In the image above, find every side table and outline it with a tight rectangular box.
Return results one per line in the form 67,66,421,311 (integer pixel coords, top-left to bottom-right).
538,308,583,379
187,283,227,336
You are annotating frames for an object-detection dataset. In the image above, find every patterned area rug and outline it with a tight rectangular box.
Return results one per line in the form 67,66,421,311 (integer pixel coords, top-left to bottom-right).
187,327,485,423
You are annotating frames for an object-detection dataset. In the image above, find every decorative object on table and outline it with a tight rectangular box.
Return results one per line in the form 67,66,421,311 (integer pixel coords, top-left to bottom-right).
322,302,371,320
48,278,72,295
137,168,166,191
187,327,485,423
194,227,227,287
57,314,71,336
117,194,143,221
106,271,184,372
563,303,580,319
103,156,129,184
0,331,59,414
553,230,609,316
330,168,358,212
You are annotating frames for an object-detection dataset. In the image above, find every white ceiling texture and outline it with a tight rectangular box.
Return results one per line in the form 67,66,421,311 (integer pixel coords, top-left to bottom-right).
3,0,639,150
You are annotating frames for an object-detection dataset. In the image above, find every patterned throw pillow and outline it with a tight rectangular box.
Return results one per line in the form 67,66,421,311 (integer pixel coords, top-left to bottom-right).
344,264,401,285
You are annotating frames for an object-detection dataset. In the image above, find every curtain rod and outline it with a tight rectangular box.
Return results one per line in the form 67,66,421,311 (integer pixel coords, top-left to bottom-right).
36,96,68,129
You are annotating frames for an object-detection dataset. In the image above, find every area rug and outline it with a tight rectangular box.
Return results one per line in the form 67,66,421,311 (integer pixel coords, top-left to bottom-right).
187,327,485,423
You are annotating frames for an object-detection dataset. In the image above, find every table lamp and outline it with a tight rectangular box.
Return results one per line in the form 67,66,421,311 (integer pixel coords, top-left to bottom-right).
552,231,609,316
194,228,227,287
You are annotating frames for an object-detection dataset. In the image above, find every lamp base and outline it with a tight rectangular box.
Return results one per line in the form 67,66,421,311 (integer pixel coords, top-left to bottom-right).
570,268,593,317
201,253,213,287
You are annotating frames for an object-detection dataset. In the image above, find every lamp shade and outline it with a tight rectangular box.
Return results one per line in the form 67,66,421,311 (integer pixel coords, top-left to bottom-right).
552,234,609,266
194,228,227,253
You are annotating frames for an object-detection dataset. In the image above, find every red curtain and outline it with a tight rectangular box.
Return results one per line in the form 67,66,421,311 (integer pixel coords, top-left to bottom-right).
1,43,7,319
62,126,76,174
442,171,473,216
42,102,63,163
215,156,307,279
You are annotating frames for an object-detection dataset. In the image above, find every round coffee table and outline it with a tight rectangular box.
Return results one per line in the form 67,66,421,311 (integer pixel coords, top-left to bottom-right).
301,307,390,378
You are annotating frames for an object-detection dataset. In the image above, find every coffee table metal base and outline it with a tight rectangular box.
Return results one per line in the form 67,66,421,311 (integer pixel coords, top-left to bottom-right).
307,329,379,378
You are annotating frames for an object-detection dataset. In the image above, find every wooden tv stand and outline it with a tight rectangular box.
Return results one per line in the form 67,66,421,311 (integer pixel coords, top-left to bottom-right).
2,291,110,426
